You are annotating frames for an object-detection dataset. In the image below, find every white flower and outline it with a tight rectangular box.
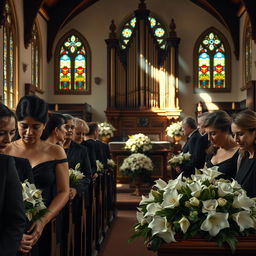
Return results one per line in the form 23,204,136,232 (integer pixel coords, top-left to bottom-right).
166,122,183,137
154,178,167,190
125,133,152,153
200,212,230,236
139,191,155,205
162,189,182,209
136,211,152,225
148,216,176,243
201,166,222,181
202,199,218,213
217,182,233,197
107,159,116,168
217,198,227,207
145,203,163,217
232,211,255,232
165,173,184,191
187,181,202,197
168,152,191,167
179,216,190,233
189,197,200,207
232,193,255,211
98,122,116,138
96,160,104,172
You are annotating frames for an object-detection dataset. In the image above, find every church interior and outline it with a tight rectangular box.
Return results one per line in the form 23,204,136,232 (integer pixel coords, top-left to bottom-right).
2,0,256,255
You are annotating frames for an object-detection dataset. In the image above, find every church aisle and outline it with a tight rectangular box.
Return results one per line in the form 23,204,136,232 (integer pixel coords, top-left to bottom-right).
98,210,156,256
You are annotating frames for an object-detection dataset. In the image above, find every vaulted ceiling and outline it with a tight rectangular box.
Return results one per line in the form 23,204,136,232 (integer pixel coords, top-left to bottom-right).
21,0,256,61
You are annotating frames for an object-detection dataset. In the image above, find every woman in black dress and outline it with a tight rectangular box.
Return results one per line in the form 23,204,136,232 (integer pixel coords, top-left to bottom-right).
4,96,69,255
232,109,256,197
204,110,239,179
0,103,35,253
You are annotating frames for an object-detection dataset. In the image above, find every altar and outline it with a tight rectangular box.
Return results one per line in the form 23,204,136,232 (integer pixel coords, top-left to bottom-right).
109,141,172,183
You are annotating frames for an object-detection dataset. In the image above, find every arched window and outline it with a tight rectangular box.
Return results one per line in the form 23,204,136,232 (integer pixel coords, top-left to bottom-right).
193,27,231,92
31,22,41,90
2,0,18,108
54,30,91,95
120,15,167,50
243,16,252,87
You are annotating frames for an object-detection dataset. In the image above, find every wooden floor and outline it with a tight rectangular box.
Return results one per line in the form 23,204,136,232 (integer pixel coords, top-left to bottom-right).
98,188,156,256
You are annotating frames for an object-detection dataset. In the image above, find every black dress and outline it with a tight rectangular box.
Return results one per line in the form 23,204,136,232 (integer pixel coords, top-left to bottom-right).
32,159,68,256
236,152,256,197
206,150,239,180
13,156,34,183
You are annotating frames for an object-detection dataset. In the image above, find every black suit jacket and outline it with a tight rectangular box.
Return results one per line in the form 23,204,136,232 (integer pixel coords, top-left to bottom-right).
236,153,256,198
81,139,97,174
192,134,209,169
0,154,25,256
181,130,201,177
66,141,92,192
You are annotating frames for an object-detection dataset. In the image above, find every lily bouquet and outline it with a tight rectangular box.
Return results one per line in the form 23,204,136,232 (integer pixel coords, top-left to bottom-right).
130,167,256,252
125,133,152,153
22,180,48,222
166,121,183,137
98,122,117,138
69,163,85,188
107,158,116,170
96,160,104,173
168,152,191,168
120,153,153,179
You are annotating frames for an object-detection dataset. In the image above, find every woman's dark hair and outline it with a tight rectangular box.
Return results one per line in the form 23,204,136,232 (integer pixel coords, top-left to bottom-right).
86,122,99,136
63,114,74,121
0,103,17,123
16,95,48,124
203,110,232,134
41,113,67,140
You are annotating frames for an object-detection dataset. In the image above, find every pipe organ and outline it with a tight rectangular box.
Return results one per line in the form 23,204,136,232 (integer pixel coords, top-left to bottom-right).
105,0,181,140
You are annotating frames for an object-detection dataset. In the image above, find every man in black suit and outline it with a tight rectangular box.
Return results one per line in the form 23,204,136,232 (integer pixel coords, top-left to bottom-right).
193,112,210,169
177,117,201,177
0,154,25,256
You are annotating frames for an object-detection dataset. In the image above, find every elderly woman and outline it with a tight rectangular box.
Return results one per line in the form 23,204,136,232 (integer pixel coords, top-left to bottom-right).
232,109,256,197
204,110,239,179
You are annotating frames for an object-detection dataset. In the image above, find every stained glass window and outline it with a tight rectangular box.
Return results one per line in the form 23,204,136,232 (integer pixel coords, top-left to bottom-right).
120,15,167,50
31,23,40,89
55,31,91,94
2,0,17,108
194,28,231,92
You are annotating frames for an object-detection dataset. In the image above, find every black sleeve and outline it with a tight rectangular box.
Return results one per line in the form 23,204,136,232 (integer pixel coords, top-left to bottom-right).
0,156,25,256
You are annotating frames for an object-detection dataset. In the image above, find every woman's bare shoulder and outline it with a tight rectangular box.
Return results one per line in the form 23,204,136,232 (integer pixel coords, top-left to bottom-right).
45,142,67,160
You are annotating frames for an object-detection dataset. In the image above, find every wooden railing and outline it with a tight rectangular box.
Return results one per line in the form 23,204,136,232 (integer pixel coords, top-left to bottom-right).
47,168,116,256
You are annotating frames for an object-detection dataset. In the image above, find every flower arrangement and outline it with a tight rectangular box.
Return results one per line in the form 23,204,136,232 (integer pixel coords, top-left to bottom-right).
120,153,153,179
96,160,104,172
166,121,183,137
168,152,191,168
107,158,116,170
98,122,117,138
125,133,152,153
22,180,48,222
130,167,256,252
69,163,85,188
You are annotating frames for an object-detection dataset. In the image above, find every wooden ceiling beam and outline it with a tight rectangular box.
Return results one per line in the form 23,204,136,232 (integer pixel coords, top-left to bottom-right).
242,0,256,41
23,0,45,48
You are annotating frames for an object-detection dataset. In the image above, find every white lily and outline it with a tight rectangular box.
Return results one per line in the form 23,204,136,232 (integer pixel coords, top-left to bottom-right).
154,179,167,190
139,191,155,205
232,211,254,232
178,216,190,233
148,216,176,243
217,182,233,197
201,166,222,181
136,211,152,225
189,197,200,207
202,199,218,213
162,189,183,209
145,203,163,217
232,193,255,211
187,181,202,197
165,173,184,191
200,212,229,236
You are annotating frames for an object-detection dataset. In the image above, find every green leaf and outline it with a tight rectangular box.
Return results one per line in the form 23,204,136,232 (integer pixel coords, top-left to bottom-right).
150,236,162,251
